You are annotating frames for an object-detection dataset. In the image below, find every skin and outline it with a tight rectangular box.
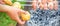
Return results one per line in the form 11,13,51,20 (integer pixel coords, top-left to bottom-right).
0,0,29,25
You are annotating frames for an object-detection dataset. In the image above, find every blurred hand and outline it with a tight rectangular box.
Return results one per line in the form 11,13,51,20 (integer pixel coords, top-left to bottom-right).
7,6,29,25
0,4,28,25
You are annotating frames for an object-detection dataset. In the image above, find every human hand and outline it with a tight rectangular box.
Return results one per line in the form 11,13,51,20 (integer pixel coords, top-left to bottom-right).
0,4,28,25
7,7,29,25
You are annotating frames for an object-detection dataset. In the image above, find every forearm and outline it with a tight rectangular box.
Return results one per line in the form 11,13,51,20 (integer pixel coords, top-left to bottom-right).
0,4,8,12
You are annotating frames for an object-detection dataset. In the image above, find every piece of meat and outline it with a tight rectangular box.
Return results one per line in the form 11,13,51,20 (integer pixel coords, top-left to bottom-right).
39,3,44,10
53,0,58,10
39,0,48,10
32,0,37,11
48,2,54,10
43,3,48,10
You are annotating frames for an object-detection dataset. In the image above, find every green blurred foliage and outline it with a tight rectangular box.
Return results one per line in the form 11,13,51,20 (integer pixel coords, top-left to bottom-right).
0,12,17,26
12,0,26,9
0,0,26,26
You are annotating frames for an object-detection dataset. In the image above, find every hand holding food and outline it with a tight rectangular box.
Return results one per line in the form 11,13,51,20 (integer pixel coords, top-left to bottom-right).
0,0,30,25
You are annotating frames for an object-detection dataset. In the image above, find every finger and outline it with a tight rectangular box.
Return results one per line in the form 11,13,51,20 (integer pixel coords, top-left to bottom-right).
18,9,26,15
16,17,25,25
18,9,30,15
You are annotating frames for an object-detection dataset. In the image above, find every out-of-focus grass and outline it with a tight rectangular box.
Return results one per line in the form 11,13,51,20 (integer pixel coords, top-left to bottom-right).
0,12,17,26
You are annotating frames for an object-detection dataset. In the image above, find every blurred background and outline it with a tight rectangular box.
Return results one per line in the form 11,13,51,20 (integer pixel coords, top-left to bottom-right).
0,0,60,26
